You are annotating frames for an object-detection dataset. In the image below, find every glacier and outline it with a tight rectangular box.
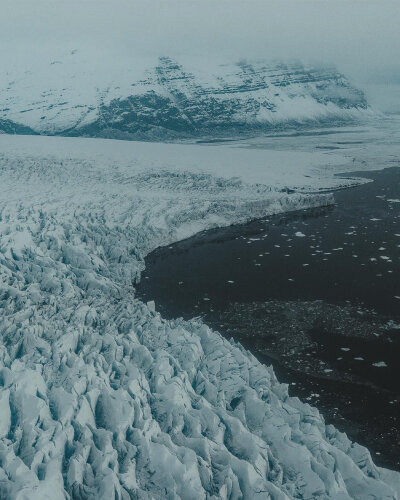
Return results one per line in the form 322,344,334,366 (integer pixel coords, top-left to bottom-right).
0,55,373,140
0,134,399,499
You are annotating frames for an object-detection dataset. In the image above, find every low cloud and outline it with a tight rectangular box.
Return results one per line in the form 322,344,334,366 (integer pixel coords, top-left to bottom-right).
1,0,400,87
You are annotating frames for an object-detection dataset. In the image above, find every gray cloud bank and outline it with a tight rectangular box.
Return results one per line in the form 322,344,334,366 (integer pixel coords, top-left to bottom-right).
1,1,400,109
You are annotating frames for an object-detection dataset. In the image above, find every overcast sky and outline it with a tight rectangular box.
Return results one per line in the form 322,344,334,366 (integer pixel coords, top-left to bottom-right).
2,0,400,86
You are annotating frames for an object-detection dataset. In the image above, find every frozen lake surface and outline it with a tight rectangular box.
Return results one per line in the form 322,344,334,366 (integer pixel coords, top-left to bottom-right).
138,165,400,471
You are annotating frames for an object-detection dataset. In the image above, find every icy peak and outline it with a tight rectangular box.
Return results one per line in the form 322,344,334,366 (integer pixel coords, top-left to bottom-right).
0,55,372,140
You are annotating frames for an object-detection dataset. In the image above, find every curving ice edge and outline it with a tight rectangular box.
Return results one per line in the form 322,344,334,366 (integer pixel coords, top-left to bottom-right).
0,135,399,499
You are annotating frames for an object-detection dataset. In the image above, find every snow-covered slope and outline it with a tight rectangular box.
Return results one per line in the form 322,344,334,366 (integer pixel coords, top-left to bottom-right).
0,134,399,499
0,53,372,140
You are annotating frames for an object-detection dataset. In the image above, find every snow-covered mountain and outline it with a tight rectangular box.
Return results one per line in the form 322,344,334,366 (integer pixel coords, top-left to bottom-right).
1,54,372,140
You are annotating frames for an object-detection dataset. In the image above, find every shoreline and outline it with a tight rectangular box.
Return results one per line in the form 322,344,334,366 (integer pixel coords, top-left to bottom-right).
137,166,400,472
1,132,399,497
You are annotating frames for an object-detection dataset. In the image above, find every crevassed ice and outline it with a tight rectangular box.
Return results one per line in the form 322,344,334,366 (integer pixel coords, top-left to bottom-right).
0,136,399,499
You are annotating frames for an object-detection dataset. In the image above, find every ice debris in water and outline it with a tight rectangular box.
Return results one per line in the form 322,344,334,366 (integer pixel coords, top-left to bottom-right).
146,300,156,313
0,136,398,499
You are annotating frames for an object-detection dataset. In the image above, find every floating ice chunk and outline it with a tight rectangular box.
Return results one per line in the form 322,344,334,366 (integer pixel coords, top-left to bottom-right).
147,300,156,312
373,361,388,368
295,231,306,237
341,347,351,352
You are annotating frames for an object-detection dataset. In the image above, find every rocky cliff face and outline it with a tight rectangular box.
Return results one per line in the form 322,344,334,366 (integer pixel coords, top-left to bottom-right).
1,56,370,140
0,118,37,135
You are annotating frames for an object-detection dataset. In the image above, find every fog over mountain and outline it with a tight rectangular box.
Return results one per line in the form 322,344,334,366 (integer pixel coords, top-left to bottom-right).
2,1,399,138
1,0,400,94
2,3,400,499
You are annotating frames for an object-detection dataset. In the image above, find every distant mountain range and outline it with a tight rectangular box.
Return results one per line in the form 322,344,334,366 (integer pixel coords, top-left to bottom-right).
0,55,372,140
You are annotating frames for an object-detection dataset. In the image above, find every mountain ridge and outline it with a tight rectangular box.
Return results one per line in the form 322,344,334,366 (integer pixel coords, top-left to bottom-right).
1,56,372,140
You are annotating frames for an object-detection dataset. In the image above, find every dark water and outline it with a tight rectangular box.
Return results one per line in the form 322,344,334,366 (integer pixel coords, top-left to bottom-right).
137,167,400,470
